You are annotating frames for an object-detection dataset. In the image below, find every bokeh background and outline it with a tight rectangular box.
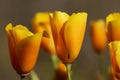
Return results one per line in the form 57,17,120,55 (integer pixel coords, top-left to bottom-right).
0,0,120,80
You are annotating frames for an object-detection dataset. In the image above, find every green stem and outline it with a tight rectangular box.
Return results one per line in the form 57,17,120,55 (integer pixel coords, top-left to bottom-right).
30,70,40,80
99,53,107,80
65,64,72,80
51,54,60,69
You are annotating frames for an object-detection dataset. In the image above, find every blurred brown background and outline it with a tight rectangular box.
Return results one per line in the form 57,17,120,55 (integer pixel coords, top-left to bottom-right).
0,0,120,80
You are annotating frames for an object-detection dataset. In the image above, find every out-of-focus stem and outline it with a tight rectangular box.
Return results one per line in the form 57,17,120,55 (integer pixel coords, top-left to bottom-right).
99,53,107,80
30,70,40,80
51,54,60,69
65,64,72,80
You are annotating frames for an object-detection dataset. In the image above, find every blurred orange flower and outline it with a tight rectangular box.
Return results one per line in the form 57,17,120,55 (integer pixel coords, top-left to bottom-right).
5,23,43,76
90,19,107,53
54,63,67,80
50,11,88,63
32,12,56,55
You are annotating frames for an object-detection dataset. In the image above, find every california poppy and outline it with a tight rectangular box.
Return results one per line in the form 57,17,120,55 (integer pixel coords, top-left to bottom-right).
106,13,120,80
5,23,43,76
50,11,88,63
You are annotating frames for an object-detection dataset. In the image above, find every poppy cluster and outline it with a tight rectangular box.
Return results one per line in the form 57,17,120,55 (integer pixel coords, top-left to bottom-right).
6,10,120,80
90,13,120,80
5,11,88,80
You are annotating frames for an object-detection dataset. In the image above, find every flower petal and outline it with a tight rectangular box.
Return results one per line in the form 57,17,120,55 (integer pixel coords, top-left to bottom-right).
5,23,20,72
5,23,35,74
32,12,56,54
50,11,69,45
50,11,70,62
106,13,120,25
116,49,120,69
63,12,87,62
109,41,120,78
107,20,120,41
16,32,43,74
11,25,33,45
32,12,50,33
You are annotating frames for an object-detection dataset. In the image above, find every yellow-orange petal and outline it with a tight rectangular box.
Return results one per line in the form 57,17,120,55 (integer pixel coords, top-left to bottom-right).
41,27,56,55
54,63,67,80
62,12,87,63
41,37,56,54
109,41,120,79
51,11,69,32
32,12,51,33
16,32,43,74
10,25,33,45
50,11,69,45
90,19,107,53
109,42,120,68
50,11,70,62
57,63,66,73
32,12,56,55
106,13,120,26
107,20,120,42
32,12,50,25
116,49,120,69
5,23,20,72
5,23,12,34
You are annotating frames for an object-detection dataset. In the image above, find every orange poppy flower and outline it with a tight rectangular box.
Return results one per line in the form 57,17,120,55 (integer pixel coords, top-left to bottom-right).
32,12,56,55
90,19,107,53
5,23,43,76
106,13,120,79
106,13,120,42
50,11,88,63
